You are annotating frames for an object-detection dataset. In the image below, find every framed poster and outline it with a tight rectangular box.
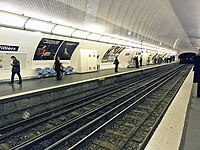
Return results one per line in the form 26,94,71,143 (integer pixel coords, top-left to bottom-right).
56,41,79,60
102,46,125,63
33,38,79,60
33,38,63,60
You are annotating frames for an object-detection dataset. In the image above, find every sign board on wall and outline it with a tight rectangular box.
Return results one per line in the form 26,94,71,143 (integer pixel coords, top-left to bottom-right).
0,45,19,51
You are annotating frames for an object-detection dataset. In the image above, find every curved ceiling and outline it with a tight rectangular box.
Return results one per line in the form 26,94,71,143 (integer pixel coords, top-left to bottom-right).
169,0,200,52
0,0,197,52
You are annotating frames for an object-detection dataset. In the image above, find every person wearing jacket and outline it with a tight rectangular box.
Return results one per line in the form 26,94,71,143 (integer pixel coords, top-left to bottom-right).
54,56,63,80
9,56,22,84
193,50,200,97
113,56,119,73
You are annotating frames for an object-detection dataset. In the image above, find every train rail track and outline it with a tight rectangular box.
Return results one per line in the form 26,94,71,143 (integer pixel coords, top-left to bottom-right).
0,64,191,150
43,65,191,150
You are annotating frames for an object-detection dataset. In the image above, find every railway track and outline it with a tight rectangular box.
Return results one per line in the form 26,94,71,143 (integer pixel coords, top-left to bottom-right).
0,64,191,150
43,65,191,150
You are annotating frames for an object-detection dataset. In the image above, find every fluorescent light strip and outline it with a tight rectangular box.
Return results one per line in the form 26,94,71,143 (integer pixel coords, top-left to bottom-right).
109,38,120,44
0,11,177,55
118,40,126,45
52,25,75,36
0,10,28,29
72,30,90,39
99,36,112,42
87,33,102,41
25,18,55,33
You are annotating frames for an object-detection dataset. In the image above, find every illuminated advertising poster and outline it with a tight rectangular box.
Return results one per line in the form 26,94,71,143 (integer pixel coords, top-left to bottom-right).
56,41,79,60
33,38,63,60
102,46,125,63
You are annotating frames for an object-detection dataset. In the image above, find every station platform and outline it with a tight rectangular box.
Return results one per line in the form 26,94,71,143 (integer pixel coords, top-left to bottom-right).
145,69,200,150
0,64,167,99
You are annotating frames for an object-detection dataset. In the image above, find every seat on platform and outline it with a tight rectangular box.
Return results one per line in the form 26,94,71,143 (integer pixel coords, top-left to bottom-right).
44,67,51,73
49,68,56,74
35,68,48,77
63,67,70,74
67,66,74,71
35,68,43,74
44,67,56,76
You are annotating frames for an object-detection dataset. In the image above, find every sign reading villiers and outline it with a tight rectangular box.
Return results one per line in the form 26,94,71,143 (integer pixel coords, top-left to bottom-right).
0,45,19,51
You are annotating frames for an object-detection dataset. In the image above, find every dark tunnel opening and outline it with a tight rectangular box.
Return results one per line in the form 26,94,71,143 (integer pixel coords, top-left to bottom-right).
178,52,196,64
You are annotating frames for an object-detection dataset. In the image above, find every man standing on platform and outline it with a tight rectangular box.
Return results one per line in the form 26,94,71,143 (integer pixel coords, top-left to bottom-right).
134,56,139,68
139,56,143,66
113,56,119,73
9,56,22,84
193,50,200,97
53,56,63,80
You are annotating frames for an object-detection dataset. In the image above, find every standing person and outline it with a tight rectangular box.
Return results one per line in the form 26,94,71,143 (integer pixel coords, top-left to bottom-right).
9,56,22,84
154,58,157,64
54,57,62,80
193,50,200,97
139,56,143,66
147,57,150,66
97,55,100,71
134,56,139,68
113,56,119,73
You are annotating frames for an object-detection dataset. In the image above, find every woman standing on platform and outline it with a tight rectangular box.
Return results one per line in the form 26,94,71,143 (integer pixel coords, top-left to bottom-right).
53,57,62,80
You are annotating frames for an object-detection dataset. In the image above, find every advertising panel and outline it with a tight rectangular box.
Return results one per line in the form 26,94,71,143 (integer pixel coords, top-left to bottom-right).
102,46,125,63
33,38,63,60
56,41,79,60
33,38,79,60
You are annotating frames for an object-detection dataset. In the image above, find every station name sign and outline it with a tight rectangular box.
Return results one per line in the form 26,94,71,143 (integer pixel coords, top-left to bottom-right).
0,45,19,51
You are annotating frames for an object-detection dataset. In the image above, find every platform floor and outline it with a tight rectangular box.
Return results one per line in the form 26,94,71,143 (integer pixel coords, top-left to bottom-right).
180,82,200,150
0,64,164,99
145,69,200,150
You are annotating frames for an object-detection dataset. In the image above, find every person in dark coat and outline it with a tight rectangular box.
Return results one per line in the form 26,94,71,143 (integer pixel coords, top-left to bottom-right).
193,52,200,97
154,58,157,64
134,56,139,68
113,56,119,73
54,57,62,80
9,56,22,84
139,56,143,66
